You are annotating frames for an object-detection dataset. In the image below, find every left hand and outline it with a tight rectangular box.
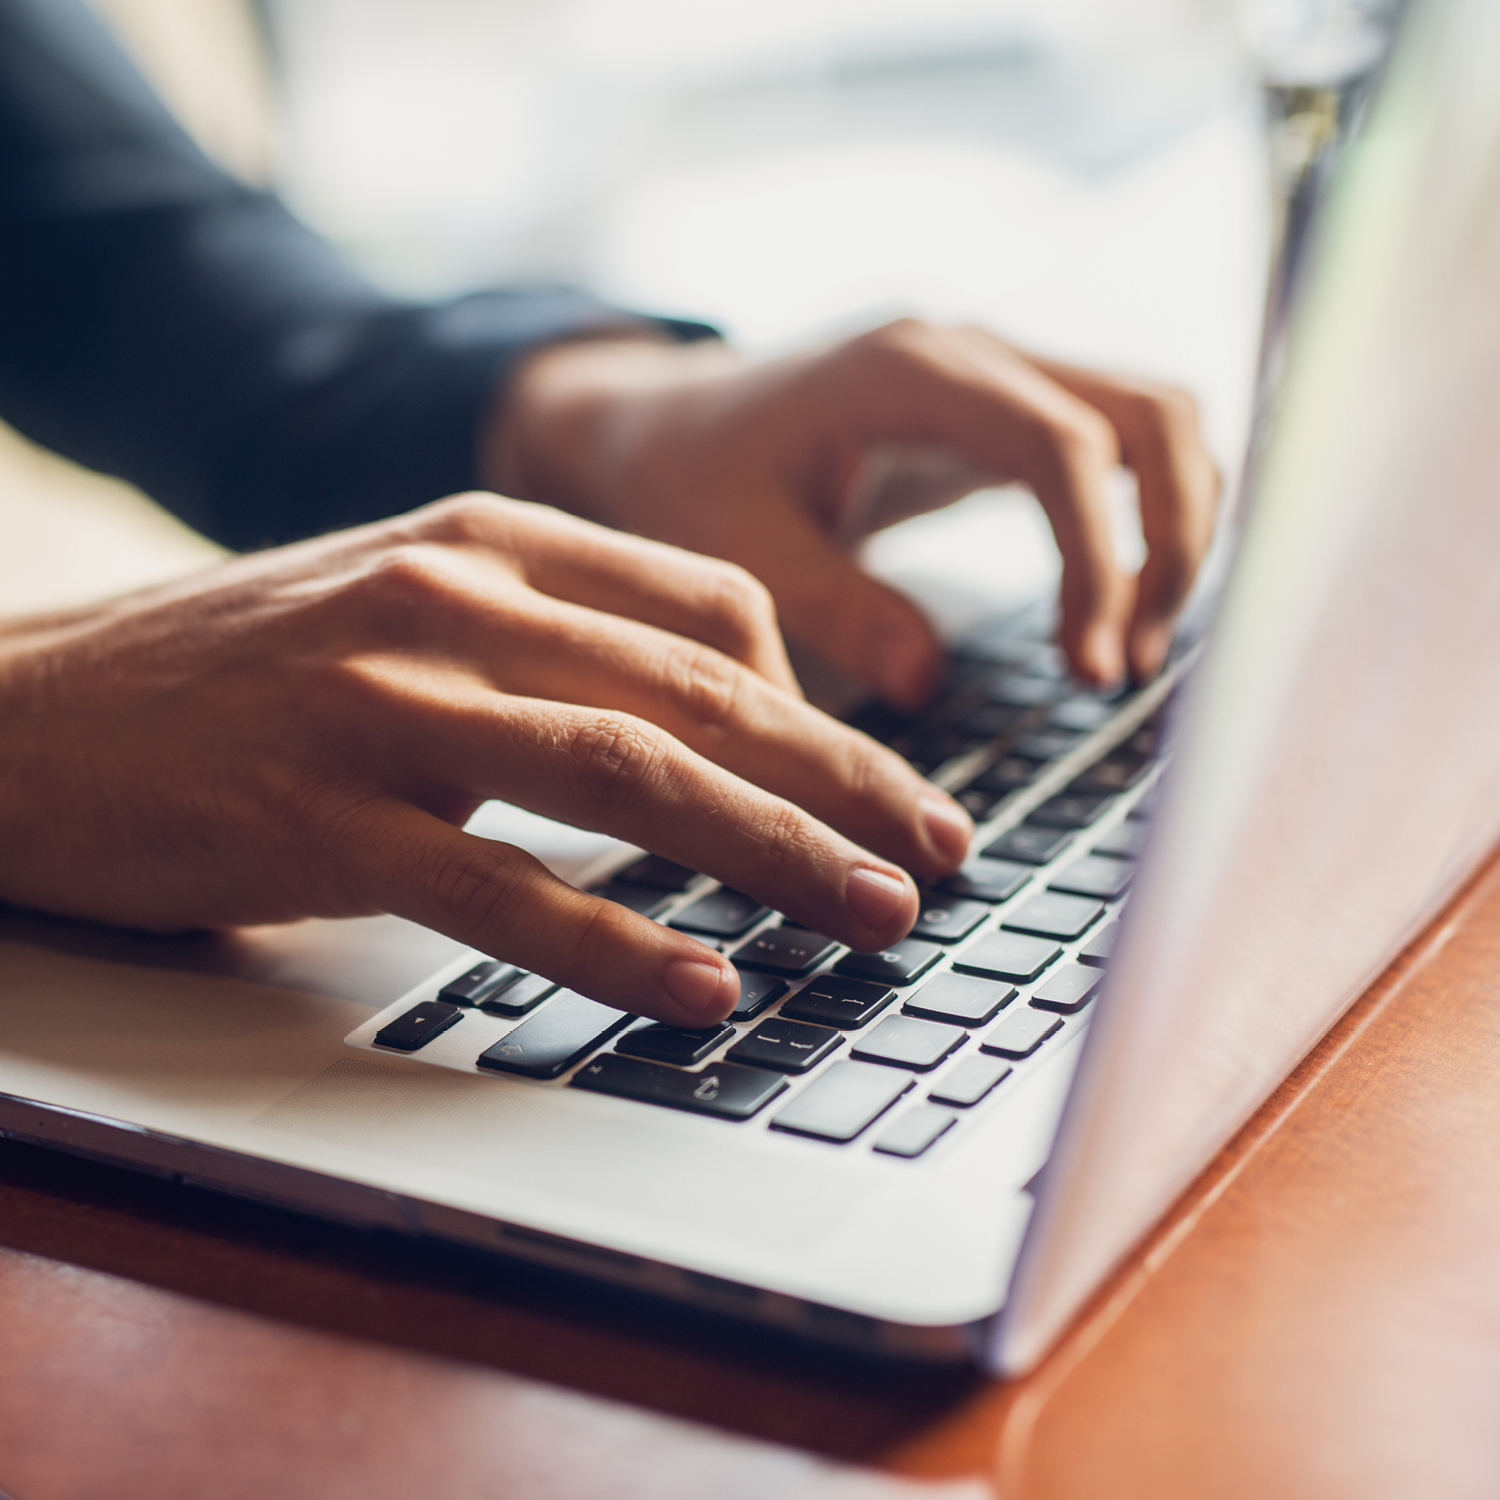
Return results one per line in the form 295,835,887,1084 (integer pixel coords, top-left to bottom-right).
486,319,1220,709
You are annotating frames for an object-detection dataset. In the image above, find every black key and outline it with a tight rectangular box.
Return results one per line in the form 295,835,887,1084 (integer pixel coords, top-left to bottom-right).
1002,892,1104,941
953,931,1061,983
850,1015,966,1072
1093,821,1148,859
1028,793,1115,830
835,939,943,986
1010,729,1082,761
476,991,632,1079
731,926,839,977
374,1000,463,1052
769,1061,912,1142
477,971,557,1017
910,898,989,944
981,1008,1062,1059
939,857,1033,905
727,1017,843,1074
903,972,1016,1027
730,971,789,1021
903,729,980,769
973,755,1044,795
983,824,1075,866
780,975,895,1029
591,880,672,918
873,1105,959,1159
618,854,700,891
981,674,1066,708
670,887,770,939
439,959,522,1007
1069,751,1151,796
956,786,1002,820
1047,697,1115,733
952,702,1023,739
616,1021,736,1066
1048,855,1133,901
1078,920,1121,968
1030,964,1102,1014
572,1055,787,1120
928,1054,1012,1107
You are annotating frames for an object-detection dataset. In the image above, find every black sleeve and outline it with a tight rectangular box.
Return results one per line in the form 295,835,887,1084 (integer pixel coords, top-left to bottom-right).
0,0,713,551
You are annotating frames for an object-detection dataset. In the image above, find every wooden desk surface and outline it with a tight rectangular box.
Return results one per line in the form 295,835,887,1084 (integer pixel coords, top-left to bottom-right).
3,838,1500,1498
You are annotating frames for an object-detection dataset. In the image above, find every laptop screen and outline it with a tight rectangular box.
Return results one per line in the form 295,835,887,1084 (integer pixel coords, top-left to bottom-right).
995,0,1500,1373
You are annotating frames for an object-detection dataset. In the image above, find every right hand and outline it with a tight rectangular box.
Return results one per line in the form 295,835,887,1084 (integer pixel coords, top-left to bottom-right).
0,494,973,1026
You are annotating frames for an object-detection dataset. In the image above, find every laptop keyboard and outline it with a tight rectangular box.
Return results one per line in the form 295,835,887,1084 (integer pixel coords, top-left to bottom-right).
353,602,1185,1163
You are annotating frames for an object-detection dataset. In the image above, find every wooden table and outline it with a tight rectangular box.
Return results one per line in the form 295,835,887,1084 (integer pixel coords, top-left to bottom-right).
3,833,1500,1499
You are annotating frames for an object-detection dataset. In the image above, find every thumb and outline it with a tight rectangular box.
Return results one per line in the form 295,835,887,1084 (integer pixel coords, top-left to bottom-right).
727,502,943,709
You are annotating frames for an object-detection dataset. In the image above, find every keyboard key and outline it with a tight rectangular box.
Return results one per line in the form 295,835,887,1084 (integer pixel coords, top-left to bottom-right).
1078,920,1121,968
618,855,700,891
851,1015,966,1071
939,857,1032,904
1030,964,1103,1014
730,971,789,1021
981,1009,1063,1059
670,888,771,939
835,939,943,986
439,959,522,1007
956,786,1002,820
928,1054,1012,1107
903,972,1016,1027
910,899,989,944
476,971,557,1017
374,1000,463,1052
1093,821,1148,859
615,1021,735,1066
1047,697,1116,733
731,926,839,977
1127,780,1164,821
1011,729,1083,761
780,976,895,1029
591,881,672,918
1069,751,1151,796
983,824,1075,866
1028,793,1115,830
873,1105,958,1159
1048,855,1133,900
953,932,1061,983
476,992,632,1079
727,1017,843,1073
981,674,1067,708
952,702,1024,739
973,755,1045,794
770,1061,912,1142
1002,892,1104,941
572,1055,787,1120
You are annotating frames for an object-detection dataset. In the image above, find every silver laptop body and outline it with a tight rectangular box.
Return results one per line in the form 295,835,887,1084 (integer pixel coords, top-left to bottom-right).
1,0,1496,1376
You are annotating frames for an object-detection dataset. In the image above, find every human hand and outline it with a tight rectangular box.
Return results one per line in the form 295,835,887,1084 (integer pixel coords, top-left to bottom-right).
491,320,1220,707
0,495,973,1025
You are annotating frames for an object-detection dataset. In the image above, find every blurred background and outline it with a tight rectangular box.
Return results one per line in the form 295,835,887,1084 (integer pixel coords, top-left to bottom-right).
4,0,1401,623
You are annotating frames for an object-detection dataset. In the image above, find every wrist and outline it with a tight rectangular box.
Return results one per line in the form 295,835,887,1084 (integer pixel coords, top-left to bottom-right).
481,335,741,524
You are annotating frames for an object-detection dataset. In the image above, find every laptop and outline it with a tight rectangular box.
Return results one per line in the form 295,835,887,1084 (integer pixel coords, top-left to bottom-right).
2,0,1497,1377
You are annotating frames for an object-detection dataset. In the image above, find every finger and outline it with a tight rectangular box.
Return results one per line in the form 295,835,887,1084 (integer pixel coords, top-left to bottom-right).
390,689,923,952
411,494,801,694
457,590,972,874
829,323,1132,684
709,489,946,710
1027,361,1220,678
364,805,742,1025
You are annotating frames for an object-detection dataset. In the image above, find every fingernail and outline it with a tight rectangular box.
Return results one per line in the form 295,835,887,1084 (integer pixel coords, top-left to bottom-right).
1128,621,1172,682
845,865,913,933
919,791,973,864
662,956,734,1021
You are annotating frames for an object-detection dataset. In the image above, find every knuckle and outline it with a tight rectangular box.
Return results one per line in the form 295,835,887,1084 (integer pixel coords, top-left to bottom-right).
431,845,528,935
1044,407,1118,472
362,543,458,606
564,713,666,808
668,646,746,736
416,492,508,544
754,796,810,876
704,563,778,652
854,316,942,369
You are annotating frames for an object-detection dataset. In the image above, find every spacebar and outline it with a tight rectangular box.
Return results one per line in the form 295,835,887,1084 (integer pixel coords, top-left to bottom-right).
572,1054,787,1120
